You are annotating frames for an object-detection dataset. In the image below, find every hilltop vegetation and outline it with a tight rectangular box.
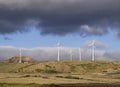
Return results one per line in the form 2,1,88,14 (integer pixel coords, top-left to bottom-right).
9,56,37,63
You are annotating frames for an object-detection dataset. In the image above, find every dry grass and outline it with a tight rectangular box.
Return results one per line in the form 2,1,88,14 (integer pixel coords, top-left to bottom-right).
0,61,120,84
14,61,120,74
0,73,120,84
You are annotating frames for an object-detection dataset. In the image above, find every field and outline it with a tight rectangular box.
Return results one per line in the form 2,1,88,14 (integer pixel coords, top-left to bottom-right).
0,83,120,87
0,61,120,87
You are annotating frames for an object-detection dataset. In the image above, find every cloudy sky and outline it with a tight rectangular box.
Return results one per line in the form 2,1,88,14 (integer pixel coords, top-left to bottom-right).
0,0,120,61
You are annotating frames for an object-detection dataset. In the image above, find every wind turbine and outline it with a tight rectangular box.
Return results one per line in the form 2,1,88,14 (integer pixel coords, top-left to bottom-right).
84,40,107,61
90,40,95,61
19,48,22,63
79,48,82,61
57,41,60,61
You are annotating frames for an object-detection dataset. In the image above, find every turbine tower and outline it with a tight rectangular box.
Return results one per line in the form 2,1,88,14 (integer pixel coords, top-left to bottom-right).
79,48,82,61
19,48,22,63
91,40,95,61
57,41,60,61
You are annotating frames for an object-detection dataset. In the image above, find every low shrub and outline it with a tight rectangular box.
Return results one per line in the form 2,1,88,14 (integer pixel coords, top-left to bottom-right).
35,69,60,74
56,75,81,80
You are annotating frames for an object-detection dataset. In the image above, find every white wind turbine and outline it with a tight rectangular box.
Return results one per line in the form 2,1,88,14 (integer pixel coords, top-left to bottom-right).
57,41,60,61
19,48,22,63
84,40,107,61
89,40,95,61
92,40,95,61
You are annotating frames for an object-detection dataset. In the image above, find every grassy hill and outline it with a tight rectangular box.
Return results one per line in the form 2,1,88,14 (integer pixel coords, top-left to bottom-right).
0,60,120,86
0,60,120,74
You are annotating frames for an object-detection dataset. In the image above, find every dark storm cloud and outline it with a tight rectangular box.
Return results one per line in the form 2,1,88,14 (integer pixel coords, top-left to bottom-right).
0,0,120,36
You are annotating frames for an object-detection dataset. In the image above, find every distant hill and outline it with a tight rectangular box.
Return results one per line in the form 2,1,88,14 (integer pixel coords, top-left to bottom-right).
9,56,37,63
